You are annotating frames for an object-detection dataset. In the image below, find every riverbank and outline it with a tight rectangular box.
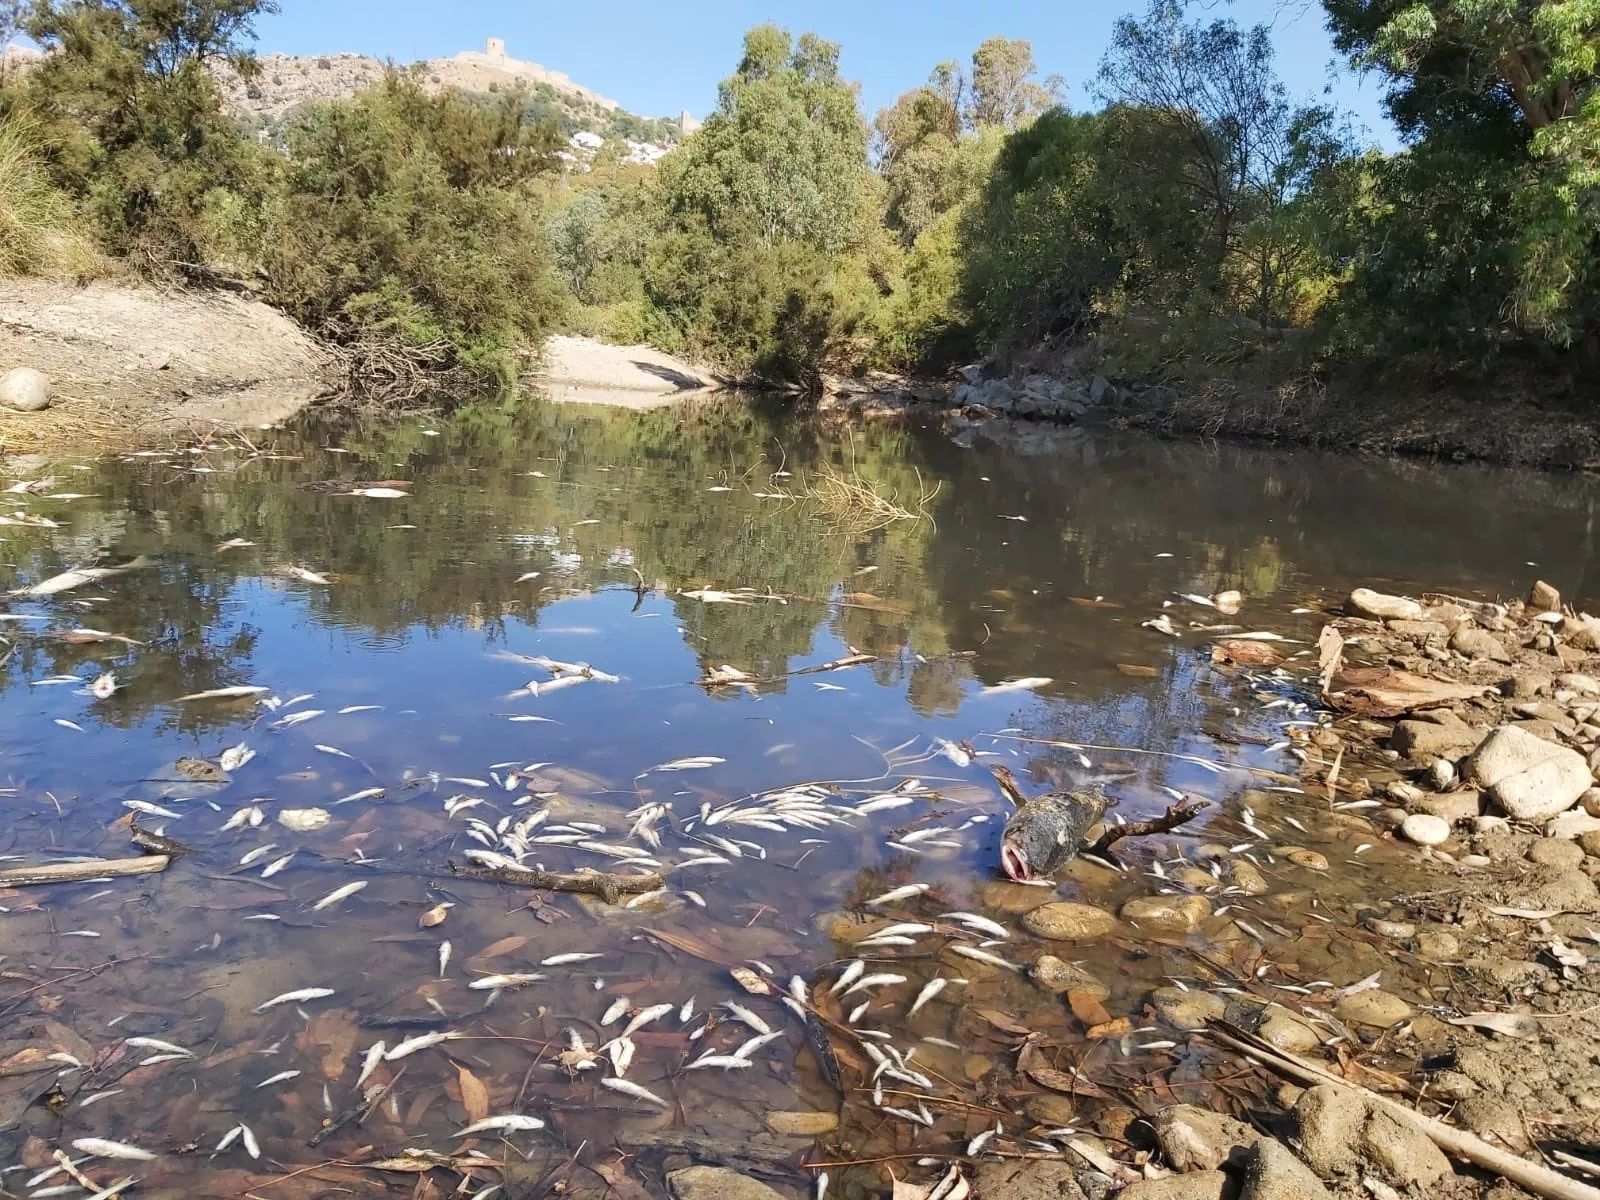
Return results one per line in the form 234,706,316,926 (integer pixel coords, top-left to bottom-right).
0,278,333,452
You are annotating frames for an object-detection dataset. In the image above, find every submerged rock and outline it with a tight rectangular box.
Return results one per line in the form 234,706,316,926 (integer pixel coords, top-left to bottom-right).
1151,986,1227,1031
974,1159,1090,1200
1155,1103,1260,1170
763,1111,837,1136
1119,894,1211,933
1023,900,1118,940
1347,588,1423,622
1463,726,1590,821
1334,990,1413,1027
668,1167,787,1200
1258,1009,1321,1053
1032,954,1110,998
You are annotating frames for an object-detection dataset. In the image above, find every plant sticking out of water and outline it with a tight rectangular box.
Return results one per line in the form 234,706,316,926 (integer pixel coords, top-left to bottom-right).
802,444,939,536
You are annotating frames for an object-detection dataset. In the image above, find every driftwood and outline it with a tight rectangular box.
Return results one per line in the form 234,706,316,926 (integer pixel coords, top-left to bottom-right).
0,855,169,888
1087,799,1210,857
447,860,664,904
130,826,191,856
1207,1021,1600,1200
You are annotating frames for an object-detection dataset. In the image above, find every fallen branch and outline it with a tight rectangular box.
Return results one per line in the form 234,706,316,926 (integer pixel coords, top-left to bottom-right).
1206,1021,1600,1200
447,860,664,904
1087,799,1209,856
0,855,169,888
130,826,191,856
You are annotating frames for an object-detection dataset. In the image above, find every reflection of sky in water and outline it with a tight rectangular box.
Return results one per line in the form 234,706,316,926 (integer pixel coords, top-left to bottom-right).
0,403,1595,1190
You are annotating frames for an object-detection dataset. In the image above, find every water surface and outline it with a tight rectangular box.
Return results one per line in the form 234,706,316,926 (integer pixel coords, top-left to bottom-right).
0,400,1594,1198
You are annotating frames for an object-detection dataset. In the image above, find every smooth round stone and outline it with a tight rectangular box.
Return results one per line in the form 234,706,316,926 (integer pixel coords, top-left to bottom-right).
1259,1009,1321,1053
765,1111,838,1136
1416,929,1461,959
1032,954,1110,999
1365,917,1417,939
1286,848,1330,871
1335,989,1414,1027
1151,986,1226,1031
1229,860,1269,895
1022,901,1118,940
1119,894,1212,934
1401,813,1452,846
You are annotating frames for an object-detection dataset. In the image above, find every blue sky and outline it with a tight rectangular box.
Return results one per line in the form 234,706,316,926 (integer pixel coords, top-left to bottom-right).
255,0,1398,147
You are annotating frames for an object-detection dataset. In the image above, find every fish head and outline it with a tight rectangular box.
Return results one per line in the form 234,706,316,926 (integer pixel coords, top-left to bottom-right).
1000,837,1031,882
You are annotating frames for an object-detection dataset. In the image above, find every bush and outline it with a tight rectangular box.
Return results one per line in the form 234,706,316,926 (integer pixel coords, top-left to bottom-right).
0,117,105,278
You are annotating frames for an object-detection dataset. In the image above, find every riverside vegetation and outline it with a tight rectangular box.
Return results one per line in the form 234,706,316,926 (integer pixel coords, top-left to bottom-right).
1,0,1599,432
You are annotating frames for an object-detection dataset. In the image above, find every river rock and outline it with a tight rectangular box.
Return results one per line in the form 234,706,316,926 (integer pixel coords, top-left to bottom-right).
1023,901,1118,940
1361,1109,1451,1187
1415,928,1460,959
1463,726,1590,821
669,1167,786,1200
1027,1093,1079,1125
1568,615,1600,652
1121,1175,1228,1200
1505,668,1553,699
0,367,51,413
1387,619,1449,640
1390,719,1484,759
1032,954,1110,998
1450,627,1510,662
1151,986,1227,1031
1547,810,1600,839
1230,860,1269,895
1560,672,1600,697
1155,1103,1260,1171
1530,579,1562,611
975,1160,1089,1200
1293,1085,1366,1175
1240,1138,1332,1200
1580,831,1600,858
1406,789,1481,823
1334,989,1412,1027
1507,866,1599,912
1528,838,1586,869
1347,588,1422,622
980,882,1058,914
1120,894,1211,933
1400,813,1451,846
1258,1009,1321,1053
763,1111,837,1136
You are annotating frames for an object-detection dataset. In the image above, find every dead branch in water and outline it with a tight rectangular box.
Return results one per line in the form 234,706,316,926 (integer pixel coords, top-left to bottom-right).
0,855,169,887
1087,798,1210,856
447,860,664,904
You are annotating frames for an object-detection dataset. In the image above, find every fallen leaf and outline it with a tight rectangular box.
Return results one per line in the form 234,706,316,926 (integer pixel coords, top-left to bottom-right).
972,1009,1032,1037
468,935,527,962
592,1161,655,1200
1086,1017,1133,1039
456,1066,488,1124
729,967,773,996
418,904,449,929
1115,663,1161,678
1067,989,1111,1027
1024,1065,1110,1100
1447,1012,1539,1039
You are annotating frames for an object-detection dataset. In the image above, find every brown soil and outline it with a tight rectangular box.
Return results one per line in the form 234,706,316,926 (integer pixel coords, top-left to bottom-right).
0,278,333,453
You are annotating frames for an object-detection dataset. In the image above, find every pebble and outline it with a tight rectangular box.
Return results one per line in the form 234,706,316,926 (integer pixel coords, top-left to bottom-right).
1031,954,1110,998
1364,917,1416,939
1021,900,1118,940
1258,1009,1321,1053
1151,986,1226,1031
1154,1103,1260,1171
1229,860,1269,894
763,1111,838,1136
668,1166,787,1200
1347,588,1422,622
1119,894,1212,933
1528,838,1586,869
1400,813,1451,846
1334,989,1413,1027
1285,849,1329,871
1415,929,1460,959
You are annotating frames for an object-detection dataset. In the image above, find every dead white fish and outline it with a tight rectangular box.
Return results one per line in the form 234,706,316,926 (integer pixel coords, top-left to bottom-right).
686,1054,752,1070
315,744,353,759
334,787,385,807
515,571,542,583
723,1001,773,1035
621,1003,675,1037
856,794,918,815
270,709,324,729
940,911,1010,939
385,1030,463,1060
238,1124,260,1159
238,843,276,866
124,1037,193,1057
455,1114,545,1136
829,961,865,996
935,739,972,767
338,704,382,714
980,677,1052,695
468,972,545,991
123,800,182,819
256,1069,301,1088
282,566,332,585
864,883,930,906
253,986,334,1013
606,1035,636,1076
438,941,452,978
907,978,947,1017
1143,614,1179,637
679,996,697,1023
13,556,154,597
949,945,1022,972
311,881,367,911
70,1138,156,1161
843,973,907,998
349,487,409,499
89,672,117,700
732,1031,783,1059
542,952,604,966
601,1077,668,1107
260,853,295,877
601,998,629,1025
649,756,726,772
219,743,255,772
356,1041,386,1087
54,719,85,732
177,685,268,702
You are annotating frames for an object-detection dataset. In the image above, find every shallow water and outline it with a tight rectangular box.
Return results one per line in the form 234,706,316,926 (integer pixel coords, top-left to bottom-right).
0,400,1595,1198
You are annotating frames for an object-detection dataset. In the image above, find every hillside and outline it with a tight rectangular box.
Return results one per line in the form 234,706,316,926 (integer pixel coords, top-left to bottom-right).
215,39,691,147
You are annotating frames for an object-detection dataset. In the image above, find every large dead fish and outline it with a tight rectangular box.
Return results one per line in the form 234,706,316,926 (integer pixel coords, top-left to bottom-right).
12,555,154,597
991,765,1105,882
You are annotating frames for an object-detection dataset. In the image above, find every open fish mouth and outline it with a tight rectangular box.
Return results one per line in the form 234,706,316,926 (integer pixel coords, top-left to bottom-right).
1000,842,1030,882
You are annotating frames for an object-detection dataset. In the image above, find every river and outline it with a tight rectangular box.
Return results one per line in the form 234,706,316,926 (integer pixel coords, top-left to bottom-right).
0,399,1594,1198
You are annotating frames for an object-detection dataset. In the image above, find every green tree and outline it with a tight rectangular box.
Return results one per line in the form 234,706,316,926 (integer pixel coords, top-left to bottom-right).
968,36,1065,129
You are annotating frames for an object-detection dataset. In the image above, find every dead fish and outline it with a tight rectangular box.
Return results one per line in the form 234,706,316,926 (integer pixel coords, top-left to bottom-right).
907,978,947,1017
601,1077,668,1107
311,881,367,911
349,487,409,499
601,998,629,1025
842,973,907,997
829,961,865,996
260,853,295,877
621,1003,674,1037
282,566,332,585
55,718,85,732
649,755,726,772
123,800,182,819
219,743,255,772
949,945,1022,971
542,952,604,966
89,672,117,699
70,1138,156,1161
124,1037,193,1057
455,1114,545,1136
438,941,452,978
993,767,1105,883
1143,614,1179,637
334,787,385,806
270,709,324,729
253,986,334,1013
356,1041,386,1087
13,556,154,597
723,1001,773,1035
256,1069,301,1088
177,685,269,702
686,1054,751,1070
385,1030,463,1059
467,972,545,991
980,677,1052,695
238,843,276,866
864,883,930,906
939,912,1010,939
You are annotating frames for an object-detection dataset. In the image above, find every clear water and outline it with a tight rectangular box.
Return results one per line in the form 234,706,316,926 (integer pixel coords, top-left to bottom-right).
0,398,1593,1198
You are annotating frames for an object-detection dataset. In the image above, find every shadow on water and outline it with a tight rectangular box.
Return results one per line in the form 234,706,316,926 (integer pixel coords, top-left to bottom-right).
0,396,1594,1196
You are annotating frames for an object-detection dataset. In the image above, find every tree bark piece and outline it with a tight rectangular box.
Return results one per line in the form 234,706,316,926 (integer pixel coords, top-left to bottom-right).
1207,1020,1600,1200
447,860,663,904
0,855,169,887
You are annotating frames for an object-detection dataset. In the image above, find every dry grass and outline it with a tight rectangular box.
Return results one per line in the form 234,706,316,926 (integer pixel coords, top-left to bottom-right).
802,458,939,536
0,393,131,455
0,118,107,281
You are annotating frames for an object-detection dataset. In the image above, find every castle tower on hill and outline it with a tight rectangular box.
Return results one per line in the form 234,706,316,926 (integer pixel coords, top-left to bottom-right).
485,37,506,64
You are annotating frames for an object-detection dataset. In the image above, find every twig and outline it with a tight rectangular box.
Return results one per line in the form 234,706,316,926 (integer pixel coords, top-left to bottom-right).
447,860,663,904
1206,1021,1600,1200
51,1151,104,1193
1088,799,1210,855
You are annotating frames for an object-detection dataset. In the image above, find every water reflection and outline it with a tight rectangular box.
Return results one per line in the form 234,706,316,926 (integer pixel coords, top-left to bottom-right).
0,400,1595,1195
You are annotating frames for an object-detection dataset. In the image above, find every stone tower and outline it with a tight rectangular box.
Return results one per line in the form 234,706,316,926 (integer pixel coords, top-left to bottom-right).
485,37,506,63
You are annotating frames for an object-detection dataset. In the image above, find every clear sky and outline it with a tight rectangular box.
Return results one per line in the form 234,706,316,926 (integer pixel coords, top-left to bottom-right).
254,0,1398,148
